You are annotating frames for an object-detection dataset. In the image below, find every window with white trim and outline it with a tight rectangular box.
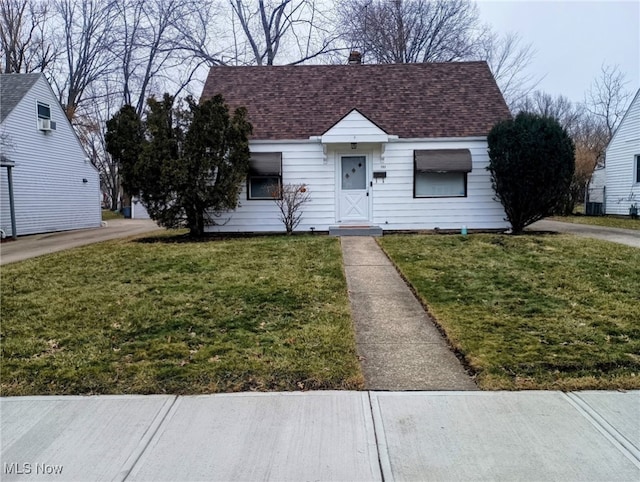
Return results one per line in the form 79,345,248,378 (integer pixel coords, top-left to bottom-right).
247,152,282,200
414,149,472,198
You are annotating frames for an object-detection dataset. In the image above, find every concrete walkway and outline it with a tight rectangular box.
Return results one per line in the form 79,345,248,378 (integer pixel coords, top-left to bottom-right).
529,219,640,248
0,219,162,265
341,236,476,390
1,391,638,481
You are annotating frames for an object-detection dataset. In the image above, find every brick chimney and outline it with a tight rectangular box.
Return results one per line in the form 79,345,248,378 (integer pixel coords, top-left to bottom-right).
348,51,362,65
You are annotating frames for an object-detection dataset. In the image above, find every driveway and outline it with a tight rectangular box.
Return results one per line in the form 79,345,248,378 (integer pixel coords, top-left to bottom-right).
529,219,640,248
0,219,162,265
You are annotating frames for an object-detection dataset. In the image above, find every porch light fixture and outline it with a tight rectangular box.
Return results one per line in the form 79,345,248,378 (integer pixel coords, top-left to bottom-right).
351,142,357,149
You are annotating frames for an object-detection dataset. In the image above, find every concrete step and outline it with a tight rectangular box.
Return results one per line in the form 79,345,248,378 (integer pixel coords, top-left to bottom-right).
329,226,383,237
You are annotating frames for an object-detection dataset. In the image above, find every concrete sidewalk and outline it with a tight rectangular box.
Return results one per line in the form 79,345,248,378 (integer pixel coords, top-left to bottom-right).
529,219,640,248
0,219,162,265
341,236,476,390
1,391,638,481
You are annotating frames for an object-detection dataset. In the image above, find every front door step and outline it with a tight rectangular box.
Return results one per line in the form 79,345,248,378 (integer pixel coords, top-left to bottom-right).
329,226,383,237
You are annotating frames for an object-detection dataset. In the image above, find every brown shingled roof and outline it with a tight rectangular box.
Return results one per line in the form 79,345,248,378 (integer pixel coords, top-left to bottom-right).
201,61,510,140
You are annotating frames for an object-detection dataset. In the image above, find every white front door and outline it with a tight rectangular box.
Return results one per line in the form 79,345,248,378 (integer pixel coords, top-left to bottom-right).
339,155,369,223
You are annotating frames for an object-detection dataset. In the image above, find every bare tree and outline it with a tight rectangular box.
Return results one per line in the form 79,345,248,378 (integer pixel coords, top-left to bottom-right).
573,113,608,168
113,0,209,115
230,0,340,65
517,88,616,213
516,91,583,134
480,31,539,110
558,114,608,215
52,0,117,121
47,0,217,212
113,0,144,109
170,1,230,66
339,0,485,64
271,183,311,234
338,0,537,108
74,80,123,210
0,0,57,73
586,64,632,138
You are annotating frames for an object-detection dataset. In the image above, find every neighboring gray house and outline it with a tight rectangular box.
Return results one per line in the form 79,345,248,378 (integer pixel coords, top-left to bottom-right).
199,58,512,234
596,88,640,215
0,73,101,237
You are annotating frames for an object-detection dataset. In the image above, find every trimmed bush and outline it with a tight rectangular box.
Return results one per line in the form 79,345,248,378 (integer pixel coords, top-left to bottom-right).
488,112,575,233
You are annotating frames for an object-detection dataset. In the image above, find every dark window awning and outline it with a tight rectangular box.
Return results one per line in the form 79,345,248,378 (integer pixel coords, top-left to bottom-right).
249,152,282,176
414,149,472,172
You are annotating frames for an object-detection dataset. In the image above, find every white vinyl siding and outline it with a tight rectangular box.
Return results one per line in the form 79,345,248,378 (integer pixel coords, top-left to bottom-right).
321,110,389,144
206,142,334,233
206,138,508,233
370,140,506,230
604,90,640,215
0,75,101,237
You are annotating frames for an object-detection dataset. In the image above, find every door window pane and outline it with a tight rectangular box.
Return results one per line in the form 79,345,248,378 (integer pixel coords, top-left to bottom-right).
342,156,366,190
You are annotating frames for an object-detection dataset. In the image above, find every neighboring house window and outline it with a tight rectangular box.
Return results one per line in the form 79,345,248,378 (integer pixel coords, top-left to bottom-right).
636,155,640,183
247,152,282,200
36,101,56,131
37,101,51,120
414,149,472,197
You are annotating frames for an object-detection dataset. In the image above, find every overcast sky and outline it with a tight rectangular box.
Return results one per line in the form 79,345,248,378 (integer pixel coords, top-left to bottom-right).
477,0,640,104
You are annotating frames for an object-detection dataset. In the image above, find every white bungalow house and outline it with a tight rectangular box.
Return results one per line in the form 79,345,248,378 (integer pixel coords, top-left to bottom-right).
596,88,640,216
200,57,512,234
0,73,101,237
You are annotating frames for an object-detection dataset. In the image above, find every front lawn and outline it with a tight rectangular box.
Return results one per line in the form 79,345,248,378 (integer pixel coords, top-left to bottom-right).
379,234,640,390
550,214,640,231
1,235,363,395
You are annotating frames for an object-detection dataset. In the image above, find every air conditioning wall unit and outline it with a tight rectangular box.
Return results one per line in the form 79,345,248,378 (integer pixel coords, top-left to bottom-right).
38,119,57,131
